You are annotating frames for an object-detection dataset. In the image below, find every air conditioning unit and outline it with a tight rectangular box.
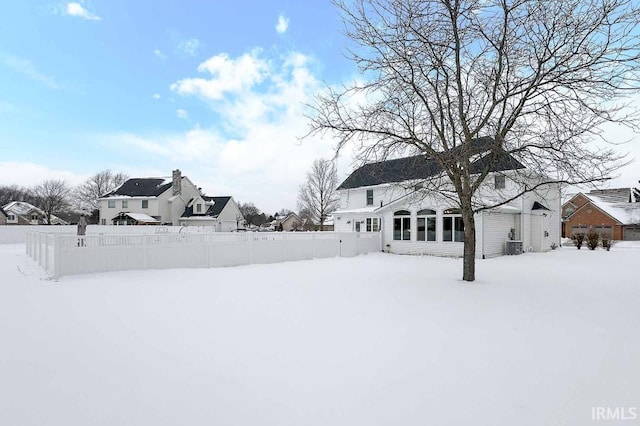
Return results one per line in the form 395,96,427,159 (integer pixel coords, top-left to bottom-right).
506,240,523,255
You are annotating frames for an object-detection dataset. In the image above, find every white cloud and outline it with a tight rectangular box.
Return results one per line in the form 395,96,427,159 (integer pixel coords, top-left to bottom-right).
64,2,101,20
153,49,167,59
275,14,289,34
102,49,342,212
171,49,269,101
176,38,202,57
176,109,189,119
152,93,161,99
1,55,60,89
0,162,88,187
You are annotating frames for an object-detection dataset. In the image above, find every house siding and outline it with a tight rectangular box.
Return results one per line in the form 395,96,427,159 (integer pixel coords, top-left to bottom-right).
482,212,519,257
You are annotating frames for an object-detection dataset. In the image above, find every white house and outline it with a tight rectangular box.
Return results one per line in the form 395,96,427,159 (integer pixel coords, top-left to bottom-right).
2,201,69,225
98,169,201,226
178,196,243,232
334,148,561,258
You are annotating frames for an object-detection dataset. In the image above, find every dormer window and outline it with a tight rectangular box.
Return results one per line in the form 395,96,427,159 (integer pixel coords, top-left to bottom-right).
196,203,202,213
366,189,374,206
142,200,148,209
495,175,506,189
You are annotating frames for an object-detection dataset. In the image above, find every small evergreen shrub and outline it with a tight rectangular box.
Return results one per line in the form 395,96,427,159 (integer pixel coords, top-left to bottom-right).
586,231,599,250
601,233,612,251
572,233,585,249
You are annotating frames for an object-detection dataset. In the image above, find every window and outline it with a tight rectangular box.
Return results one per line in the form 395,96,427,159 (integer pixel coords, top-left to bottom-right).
122,200,128,208
108,200,115,208
495,175,506,189
366,217,380,232
443,208,464,242
366,189,374,206
393,210,411,241
141,200,148,209
417,209,436,242
196,203,202,213
31,214,38,221
101,219,106,225
8,214,15,221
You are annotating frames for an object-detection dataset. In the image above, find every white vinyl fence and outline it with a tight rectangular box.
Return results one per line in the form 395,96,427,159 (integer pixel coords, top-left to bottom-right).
1,224,206,244
26,231,382,279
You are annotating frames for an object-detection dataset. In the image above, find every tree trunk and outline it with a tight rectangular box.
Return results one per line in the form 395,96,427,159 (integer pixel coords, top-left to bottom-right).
460,197,476,282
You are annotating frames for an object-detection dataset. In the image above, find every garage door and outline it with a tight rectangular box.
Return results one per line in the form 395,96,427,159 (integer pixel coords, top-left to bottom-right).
623,226,640,241
571,225,588,235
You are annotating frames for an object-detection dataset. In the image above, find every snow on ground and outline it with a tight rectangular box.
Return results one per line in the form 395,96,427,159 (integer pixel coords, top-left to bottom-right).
1,243,639,426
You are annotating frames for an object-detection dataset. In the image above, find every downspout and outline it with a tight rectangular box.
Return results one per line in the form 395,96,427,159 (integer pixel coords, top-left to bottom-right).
481,211,485,259
521,191,525,253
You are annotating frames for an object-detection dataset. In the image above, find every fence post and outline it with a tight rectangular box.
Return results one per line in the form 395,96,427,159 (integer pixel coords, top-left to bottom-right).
206,234,212,268
282,232,286,262
53,234,61,279
143,234,149,270
42,233,47,269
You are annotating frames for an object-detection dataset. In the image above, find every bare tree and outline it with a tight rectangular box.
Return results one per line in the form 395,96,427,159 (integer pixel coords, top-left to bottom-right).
74,170,128,213
308,0,640,281
0,185,38,207
297,159,340,228
33,179,72,225
237,202,269,226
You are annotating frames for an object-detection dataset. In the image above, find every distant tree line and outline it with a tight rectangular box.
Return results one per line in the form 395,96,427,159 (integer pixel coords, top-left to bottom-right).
0,170,128,224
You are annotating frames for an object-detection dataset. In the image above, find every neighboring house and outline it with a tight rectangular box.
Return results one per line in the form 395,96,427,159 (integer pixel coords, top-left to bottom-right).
334,146,561,258
179,196,244,232
562,188,640,240
0,206,7,225
274,212,303,231
2,201,69,225
98,169,201,226
301,216,335,231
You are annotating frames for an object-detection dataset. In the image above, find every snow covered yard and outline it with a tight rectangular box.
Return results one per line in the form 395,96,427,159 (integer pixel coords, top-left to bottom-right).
1,243,639,426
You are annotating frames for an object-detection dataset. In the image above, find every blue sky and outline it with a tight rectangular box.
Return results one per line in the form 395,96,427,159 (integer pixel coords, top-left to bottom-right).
0,0,353,213
1,1,639,213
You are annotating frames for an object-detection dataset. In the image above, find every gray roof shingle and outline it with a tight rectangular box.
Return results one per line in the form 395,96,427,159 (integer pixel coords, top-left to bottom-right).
337,138,525,190
103,178,174,197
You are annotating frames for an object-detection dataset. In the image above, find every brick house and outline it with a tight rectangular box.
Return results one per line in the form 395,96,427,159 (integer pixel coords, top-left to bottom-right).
562,188,640,240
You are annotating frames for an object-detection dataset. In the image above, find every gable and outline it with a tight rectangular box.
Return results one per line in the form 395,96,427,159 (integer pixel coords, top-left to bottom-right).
181,196,232,218
569,201,623,225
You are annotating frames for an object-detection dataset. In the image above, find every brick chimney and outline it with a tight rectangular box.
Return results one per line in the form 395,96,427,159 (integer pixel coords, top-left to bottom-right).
172,169,182,196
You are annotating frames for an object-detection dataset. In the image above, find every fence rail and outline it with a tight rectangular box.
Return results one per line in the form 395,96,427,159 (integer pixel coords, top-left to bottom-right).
26,231,382,278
